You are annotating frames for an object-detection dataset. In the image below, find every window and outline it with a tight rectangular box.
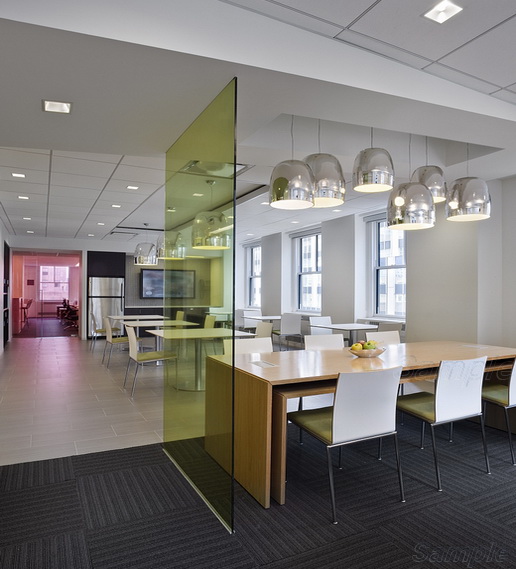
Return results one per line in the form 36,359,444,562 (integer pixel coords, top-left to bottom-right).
39,265,69,301
295,233,322,312
247,245,261,307
369,218,406,318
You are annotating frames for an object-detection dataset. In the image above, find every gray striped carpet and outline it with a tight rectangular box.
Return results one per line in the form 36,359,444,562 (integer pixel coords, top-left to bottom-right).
1,416,516,568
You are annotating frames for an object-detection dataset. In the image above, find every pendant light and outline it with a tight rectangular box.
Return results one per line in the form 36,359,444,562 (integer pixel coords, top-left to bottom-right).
134,223,158,265
270,116,315,210
387,134,435,230
303,121,345,208
157,231,186,260
192,211,231,249
352,128,394,193
446,144,491,222
411,138,447,203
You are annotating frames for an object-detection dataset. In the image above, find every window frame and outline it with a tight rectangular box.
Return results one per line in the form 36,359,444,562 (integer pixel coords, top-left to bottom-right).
293,231,322,313
366,215,406,319
245,244,262,308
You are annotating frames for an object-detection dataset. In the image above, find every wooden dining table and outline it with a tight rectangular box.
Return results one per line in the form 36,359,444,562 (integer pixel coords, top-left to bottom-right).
205,341,516,509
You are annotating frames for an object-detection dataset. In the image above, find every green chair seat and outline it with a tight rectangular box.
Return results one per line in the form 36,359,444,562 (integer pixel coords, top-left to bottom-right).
287,407,333,444
397,392,435,423
136,351,176,363
482,383,509,407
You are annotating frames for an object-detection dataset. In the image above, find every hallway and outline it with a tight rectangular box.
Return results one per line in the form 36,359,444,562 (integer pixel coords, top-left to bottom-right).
0,337,167,466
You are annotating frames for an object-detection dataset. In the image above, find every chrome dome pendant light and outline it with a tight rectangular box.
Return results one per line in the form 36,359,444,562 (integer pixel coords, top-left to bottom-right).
134,223,158,265
446,144,491,222
387,134,435,230
192,180,232,249
303,120,345,208
157,231,186,260
353,127,394,193
411,137,447,203
270,116,315,210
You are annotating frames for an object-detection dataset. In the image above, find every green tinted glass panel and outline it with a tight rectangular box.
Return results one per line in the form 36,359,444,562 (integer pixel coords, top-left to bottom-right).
162,79,236,531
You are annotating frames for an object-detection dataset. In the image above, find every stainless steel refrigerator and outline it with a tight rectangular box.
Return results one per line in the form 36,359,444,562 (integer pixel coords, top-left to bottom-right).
87,277,125,337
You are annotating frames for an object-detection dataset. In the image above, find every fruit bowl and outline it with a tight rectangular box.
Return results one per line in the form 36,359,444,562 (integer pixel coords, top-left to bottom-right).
349,347,386,358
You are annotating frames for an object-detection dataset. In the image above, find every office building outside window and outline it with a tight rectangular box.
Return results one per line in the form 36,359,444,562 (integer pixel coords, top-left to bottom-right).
296,233,322,312
369,217,406,318
247,245,261,307
40,265,69,301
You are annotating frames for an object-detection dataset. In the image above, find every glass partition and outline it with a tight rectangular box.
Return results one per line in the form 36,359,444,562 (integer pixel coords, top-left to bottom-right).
162,79,236,531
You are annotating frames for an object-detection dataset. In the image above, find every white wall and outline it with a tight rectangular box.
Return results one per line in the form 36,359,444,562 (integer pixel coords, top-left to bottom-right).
261,233,283,315
501,177,516,345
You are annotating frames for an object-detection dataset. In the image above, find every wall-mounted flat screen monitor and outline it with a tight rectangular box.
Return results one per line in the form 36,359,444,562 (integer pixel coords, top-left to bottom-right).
140,269,195,299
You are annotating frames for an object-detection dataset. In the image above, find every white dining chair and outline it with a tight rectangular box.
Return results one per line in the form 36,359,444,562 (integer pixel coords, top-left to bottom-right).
255,321,273,338
288,366,405,524
304,334,344,351
397,356,489,491
365,330,400,346
272,313,303,350
223,337,273,355
309,316,332,335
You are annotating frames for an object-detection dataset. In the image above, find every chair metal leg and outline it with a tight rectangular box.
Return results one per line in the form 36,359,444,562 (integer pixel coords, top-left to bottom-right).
449,422,454,442
503,407,516,466
106,344,113,368
393,433,405,502
377,438,383,460
479,413,491,474
130,364,140,398
101,341,107,363
123,359,132,388
420,421,425,449
429,424,442,491
326,446,338,524
338,446,342,469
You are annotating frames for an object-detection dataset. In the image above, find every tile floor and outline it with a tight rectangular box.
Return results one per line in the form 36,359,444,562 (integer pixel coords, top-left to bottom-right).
0,336,204,466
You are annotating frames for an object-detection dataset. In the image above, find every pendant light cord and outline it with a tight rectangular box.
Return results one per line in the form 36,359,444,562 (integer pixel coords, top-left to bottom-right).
425,136,429,166
370,127,373,148
318,119,321,153
466,143,470,177
291,115,294,160
408,133,412,177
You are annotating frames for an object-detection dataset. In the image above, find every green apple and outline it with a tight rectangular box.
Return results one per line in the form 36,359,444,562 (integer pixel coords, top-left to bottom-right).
363,341,377,350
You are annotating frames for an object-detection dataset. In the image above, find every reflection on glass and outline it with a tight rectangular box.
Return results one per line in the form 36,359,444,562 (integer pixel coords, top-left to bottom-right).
162,80,236,531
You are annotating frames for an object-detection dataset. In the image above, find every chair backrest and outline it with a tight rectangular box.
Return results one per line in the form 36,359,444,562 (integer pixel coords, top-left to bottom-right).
204,314,217,329
509,363,516,406
255,321,273,338
304,334,344,351
365,330,400,346
125,325,139,361
279,313,302,335
377,322,403,332
224,337,273,355
309,316,332,335
103,317,114,342
176,310,184,321
91,312,99,332
434,357,487,423
332,366,403,444
243,309,261,329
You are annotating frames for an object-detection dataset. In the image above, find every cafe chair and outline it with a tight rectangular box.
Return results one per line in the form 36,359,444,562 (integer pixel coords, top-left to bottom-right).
102,317,131,368
175,310,185,321
272,313,303,351
304,334,344,351
288,366,405,524
242,309,261,332
397,356,490,491
223,337,273,355
90,313,120,351
309,316,332,335
202,314,218,355
123,325,177,397
21,298,33,324
482,363,516,465
255,321,273,338
365,330,401,346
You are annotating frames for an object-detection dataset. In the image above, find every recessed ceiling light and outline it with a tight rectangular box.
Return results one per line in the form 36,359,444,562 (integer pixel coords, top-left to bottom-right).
291,221,299,224
27,230,34,234
12,172,25,178
332,209,342,212
88,234,94,237
97,222,105,226
111,204,121,208
423,0,462,23
42,100,72,113
260,202,269,205
246,233,255,236
127,185,139,190
192,193,204,197
18,196,29,200
23,217,31,220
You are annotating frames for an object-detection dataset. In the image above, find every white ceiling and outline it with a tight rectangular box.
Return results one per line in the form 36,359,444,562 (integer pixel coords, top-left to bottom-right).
2,0,516,249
